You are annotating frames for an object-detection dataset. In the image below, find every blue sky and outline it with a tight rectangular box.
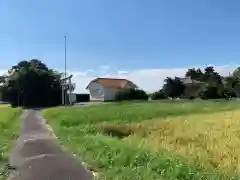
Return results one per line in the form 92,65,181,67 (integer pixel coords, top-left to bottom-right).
1,0,240,92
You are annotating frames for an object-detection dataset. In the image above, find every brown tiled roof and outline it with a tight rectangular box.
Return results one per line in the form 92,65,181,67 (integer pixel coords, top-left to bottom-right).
86,78,138,89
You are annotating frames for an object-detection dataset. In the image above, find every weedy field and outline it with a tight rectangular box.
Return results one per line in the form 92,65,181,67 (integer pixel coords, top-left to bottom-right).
0,105,22,179
43,101,240,180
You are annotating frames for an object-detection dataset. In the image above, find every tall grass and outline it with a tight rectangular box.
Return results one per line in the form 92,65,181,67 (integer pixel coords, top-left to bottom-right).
0,106,22,179
43,101,240,179
44,101,240,127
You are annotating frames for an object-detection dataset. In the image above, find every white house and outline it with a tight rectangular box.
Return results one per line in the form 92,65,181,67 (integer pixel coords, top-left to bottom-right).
86,78,138,101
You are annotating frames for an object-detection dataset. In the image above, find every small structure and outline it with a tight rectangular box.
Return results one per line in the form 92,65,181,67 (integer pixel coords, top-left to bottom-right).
61,74,76,105
86,78,138,101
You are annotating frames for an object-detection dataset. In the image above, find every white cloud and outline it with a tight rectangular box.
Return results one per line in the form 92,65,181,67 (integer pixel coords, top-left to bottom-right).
0,64,239,93
118,70,129,75
0,70,7,75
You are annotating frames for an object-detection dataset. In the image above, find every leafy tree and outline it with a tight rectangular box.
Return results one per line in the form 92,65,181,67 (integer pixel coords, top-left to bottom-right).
151,89,166,100
185,68,204,81
0,76,6,84
199,86,222,99
163,77,185,98
232,67,240,77
0,59,64,107
224,76,239,89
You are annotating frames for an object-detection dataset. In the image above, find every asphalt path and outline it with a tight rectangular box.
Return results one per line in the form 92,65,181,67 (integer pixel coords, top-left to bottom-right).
10,109,93,180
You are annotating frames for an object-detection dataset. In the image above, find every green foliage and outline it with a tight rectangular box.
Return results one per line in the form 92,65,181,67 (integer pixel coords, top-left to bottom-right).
163,77,185,98
185,68,204,81
199,86,222,99
115,89,148,101
0,106,22,179
0,59,63,107
151,89,166,100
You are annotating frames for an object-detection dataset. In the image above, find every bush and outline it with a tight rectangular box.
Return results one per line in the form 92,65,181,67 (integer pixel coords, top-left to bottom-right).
222,88,237,99
188,96,196,100
199,86,222,100
151,90,166,100
115,89,148,101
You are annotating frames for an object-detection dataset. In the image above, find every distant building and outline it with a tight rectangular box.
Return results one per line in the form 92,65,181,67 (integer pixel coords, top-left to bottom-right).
86,78,138,101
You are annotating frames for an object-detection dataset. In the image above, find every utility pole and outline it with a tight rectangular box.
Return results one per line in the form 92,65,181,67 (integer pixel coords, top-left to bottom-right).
62,35,67,105
64,35,67,105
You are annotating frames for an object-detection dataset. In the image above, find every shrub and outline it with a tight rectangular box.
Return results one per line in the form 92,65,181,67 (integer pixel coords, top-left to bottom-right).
151,90,167,100
188,96,196,100
199,86,222,100
115,89,148,101
222,88,237,99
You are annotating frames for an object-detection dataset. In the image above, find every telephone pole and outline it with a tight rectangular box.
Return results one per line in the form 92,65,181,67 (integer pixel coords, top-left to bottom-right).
64,35,67,105
62,35,67,105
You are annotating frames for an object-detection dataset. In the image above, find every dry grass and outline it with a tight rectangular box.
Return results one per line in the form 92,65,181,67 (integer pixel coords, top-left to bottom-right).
44,101,240,179
107,110,240,173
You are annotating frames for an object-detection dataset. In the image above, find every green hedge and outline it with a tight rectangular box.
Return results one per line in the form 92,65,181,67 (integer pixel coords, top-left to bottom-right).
76,94,90,102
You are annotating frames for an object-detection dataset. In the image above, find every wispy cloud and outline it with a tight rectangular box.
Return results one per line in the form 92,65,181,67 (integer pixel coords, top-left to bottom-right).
117,70,129,75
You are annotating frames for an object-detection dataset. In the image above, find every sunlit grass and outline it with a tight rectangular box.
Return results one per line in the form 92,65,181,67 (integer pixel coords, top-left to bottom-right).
114,110,240,173
43,101,240,179
0,104,10,108
0,107,22,179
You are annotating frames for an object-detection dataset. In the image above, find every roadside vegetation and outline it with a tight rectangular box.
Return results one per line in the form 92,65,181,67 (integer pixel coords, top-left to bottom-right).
0,105,22,180
44,101,240,179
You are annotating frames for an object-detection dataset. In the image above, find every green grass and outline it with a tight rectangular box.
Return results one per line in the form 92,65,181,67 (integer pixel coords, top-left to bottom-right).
43,101,240,180
0,106,22,180
45,100,240,126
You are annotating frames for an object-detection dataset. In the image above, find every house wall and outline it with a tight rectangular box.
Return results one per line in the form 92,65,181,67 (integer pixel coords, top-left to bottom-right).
103,88,119,101
88,82,105,101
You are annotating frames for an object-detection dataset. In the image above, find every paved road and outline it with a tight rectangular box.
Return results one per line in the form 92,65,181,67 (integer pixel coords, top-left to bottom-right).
10,110,93,180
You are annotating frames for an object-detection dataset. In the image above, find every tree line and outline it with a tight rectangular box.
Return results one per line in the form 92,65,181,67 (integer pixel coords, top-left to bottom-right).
114,66,240,101
1,60,240,107
151,66,240,100
0,59,73,107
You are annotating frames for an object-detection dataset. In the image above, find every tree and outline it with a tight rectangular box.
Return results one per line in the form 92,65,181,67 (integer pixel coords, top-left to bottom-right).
163,77,185,98
185,68,204,81
0,76,6,84
224,74,240,97
199,85,222,99
0,59,63,107
232,67,240,78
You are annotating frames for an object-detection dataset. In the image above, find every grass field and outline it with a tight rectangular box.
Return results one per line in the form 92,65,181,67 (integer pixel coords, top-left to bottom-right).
0,105,22,179
43,101,240,179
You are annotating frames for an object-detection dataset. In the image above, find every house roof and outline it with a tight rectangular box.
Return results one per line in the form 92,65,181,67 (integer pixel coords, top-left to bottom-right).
86,78,138,89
